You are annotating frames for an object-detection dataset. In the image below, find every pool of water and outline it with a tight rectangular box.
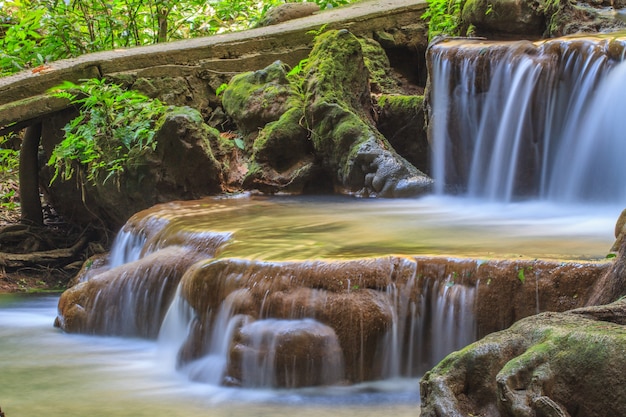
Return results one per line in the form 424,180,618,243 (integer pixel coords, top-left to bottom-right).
1,195,620,416
139,194,618,261
0,294,421,417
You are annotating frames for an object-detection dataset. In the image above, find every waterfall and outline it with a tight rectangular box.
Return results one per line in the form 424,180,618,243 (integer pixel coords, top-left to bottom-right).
429,38,626,202
379,275,475,378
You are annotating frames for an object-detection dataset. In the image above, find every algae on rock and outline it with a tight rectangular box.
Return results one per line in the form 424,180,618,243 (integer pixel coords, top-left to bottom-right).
220,29,433,197
302,29,432,197
420,298,626,417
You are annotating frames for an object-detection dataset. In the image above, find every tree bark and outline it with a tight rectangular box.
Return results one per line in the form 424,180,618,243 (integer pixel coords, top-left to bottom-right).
19,123,43,226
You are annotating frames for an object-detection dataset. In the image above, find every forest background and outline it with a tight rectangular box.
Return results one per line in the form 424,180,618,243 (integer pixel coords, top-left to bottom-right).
0,0,374,223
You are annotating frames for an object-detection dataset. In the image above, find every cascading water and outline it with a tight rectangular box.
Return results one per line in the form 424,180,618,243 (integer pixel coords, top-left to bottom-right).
428,37,626,202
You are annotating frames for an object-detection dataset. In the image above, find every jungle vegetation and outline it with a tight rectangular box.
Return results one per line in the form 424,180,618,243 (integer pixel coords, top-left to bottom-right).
0,0,357,77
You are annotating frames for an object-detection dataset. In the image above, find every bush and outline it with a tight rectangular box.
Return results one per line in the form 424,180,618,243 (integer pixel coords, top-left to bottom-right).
48,79,169,185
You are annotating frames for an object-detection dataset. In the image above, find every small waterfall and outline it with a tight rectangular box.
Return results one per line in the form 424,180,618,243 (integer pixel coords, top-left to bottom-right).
429,38,626,202
108,229,146,267
379,275,476,378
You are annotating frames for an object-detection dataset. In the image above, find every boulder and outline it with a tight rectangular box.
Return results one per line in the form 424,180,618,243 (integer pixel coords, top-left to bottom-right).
42,106,225,231
304,29,433,197
420,299,626,417
256,2,321,27
220,31,433,196
460,0,626,38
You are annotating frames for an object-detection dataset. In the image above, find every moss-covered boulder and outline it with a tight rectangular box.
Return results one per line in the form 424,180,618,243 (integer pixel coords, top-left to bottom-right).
460,0,626,38
220,30,432,196
222,61,297,136
42,106,224,231
304,29,432,197
376,94,429,173
420,298,626,417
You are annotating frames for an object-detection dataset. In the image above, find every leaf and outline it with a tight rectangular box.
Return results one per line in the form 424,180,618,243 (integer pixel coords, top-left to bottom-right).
518,268,526,284
234,137,245,150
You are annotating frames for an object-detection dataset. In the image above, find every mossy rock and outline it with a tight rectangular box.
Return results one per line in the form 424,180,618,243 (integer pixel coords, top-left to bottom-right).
222,61,298,135
420,298,626,417
358,37,401,94
460,0,626,38
376,94,429,173
304,29,432,197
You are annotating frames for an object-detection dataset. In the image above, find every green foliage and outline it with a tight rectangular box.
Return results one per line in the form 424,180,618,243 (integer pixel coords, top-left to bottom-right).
421,0,464,40
0,0,358,77
47,78,168,185
215,83,229,97
0,134,20,210
517,267,526,283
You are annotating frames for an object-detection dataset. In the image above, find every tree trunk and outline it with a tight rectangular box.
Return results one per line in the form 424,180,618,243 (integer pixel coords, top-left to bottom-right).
19,123,43,226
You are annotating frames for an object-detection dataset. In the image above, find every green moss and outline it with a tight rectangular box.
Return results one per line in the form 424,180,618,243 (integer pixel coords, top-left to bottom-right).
358,37,399,94
253,106,310,172
303,29,369,114
377,95,424,113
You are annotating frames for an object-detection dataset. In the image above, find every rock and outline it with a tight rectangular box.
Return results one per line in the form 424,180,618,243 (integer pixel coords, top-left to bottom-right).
228,318,344,387
220,31,433,196
304,29,433,197
461,0,545,38
222,61,296,135
55,245,204,337
178,257,398,384
256,2,320,27
459,0,626,38
585,212,626,306
376,94,430,174
420,299,626,417
41,106,224,231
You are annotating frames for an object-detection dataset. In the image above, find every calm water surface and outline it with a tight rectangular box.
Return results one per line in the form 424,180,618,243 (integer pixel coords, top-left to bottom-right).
151,194,618,261
1,195,619,416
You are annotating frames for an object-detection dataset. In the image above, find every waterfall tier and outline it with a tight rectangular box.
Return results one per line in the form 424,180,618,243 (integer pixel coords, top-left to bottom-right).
55,197,610,388
428,35,626,203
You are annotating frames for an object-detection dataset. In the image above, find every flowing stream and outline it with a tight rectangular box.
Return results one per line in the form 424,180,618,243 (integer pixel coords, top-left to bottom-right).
0,195,617,416
3,35,626,417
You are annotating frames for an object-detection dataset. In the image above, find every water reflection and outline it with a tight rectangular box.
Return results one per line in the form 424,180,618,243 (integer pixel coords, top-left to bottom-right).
137,194,617,261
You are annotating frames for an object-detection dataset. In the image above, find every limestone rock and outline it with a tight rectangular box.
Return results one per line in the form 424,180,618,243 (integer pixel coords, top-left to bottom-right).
256,2,320,27
304,29,433,197
420,299,626,417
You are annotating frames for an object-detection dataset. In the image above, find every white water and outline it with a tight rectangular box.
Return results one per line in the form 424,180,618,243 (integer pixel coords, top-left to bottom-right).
429,40,625,203
0,294,421,417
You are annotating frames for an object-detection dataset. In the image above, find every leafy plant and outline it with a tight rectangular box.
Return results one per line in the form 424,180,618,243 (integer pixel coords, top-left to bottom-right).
47,78,168,185
0,0,359,77
421,0,465,40
517,267,526,283
0,134,20,211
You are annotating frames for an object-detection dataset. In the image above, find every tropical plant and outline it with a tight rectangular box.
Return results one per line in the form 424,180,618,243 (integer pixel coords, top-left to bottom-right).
0,134,20,211
0,0,359,77
421,0,464,40
47,78,168,185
